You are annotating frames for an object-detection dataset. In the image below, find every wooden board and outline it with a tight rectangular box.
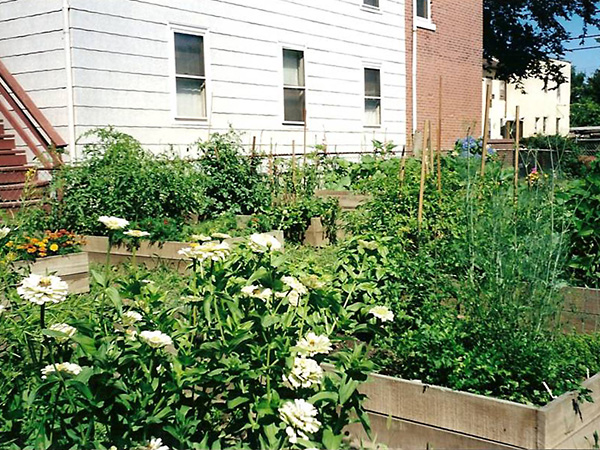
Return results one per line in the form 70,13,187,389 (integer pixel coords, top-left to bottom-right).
360,373,539,449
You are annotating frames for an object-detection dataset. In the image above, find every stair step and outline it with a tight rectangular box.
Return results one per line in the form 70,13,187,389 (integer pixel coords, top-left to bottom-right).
0,180,49,201
0,139,16,150
0,134,15,140
0,154,27,167
0,199,43,210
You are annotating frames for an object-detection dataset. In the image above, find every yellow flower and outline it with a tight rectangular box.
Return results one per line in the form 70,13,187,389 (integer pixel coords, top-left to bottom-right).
5,241,13,248
49,243,59,252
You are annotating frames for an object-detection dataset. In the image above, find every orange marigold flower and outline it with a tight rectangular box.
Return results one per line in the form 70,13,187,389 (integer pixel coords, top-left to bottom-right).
27,247,37,253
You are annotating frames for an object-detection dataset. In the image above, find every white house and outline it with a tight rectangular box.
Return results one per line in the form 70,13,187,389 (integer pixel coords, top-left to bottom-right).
483,61,571,140
0,0,409,159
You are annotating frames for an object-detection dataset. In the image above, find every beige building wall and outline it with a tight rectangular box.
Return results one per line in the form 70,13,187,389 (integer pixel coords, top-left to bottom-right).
483,61,571,140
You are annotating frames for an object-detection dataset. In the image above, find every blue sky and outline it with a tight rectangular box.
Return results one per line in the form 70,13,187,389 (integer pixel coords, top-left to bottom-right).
562,16,600,75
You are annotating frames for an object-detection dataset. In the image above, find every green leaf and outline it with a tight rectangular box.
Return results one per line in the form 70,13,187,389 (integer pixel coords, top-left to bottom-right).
227,396,249,409
308,391,338,404
322,428,343,450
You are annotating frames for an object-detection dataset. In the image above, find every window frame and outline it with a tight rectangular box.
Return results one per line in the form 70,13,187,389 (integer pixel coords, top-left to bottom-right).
415,0,436,30
281,46,307,126
169,24,211,124
363,64,382,128
361,0,381,13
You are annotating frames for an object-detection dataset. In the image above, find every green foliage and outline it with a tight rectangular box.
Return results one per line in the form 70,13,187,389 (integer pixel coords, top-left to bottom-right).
571,99,600,127
522,134,586,178
0,242,382,449
49,128,208,235
193,130,271,217
562,159,600,287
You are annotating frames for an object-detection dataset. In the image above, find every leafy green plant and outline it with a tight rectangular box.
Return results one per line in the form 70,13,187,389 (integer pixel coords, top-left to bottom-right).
49,128,209,235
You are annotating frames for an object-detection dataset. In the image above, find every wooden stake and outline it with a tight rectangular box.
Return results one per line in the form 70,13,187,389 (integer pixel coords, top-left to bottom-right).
418,127,428,232
399,144,407,185
251,136,256,158
302,108,307,161
514,105,520,194
481,83,492,177
291,140,297,196
437,76,443,193
423,120,431,173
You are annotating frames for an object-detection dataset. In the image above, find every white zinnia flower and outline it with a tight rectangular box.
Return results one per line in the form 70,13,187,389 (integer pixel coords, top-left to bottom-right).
139,330,173,349
212,232,232,239
98,216,129,230
281,276,308,296
17,274,68,305
249,233,282,253
283,357,323,389
296,332,332,357
41,362,82,379
49,323,77,342
178,242,231,262
241,285,273,302
369,305,394,322
279,399,321,444
0,305,6,315
140,438,169,450
190,234,212,242
287,290,301,307
124,229,150,238
122,310,143,326
0,226,10,239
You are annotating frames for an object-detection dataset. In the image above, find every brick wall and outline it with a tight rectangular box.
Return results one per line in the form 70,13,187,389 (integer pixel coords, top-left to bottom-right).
405,0,483,152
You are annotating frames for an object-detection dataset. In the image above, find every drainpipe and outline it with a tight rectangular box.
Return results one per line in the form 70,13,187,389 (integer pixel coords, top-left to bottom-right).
62,0,77,160
412,0,418,134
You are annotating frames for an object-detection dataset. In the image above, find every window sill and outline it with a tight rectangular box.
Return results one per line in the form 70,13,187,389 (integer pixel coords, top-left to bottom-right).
361,4,382,14
283,121,306,127
416,17,436,31
174,116,210,127
364,124,382,129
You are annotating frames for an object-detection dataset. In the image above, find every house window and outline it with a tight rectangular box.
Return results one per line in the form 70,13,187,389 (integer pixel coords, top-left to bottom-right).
543,117,548,134
499,81,506,101
283,49,305,123
416,0,430,19
364,68,381,126
174,32,206,119
556,118,561,134
363,0,379,7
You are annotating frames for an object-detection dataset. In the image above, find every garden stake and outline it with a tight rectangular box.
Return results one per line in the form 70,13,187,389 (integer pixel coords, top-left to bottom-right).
429,121,434,174
437,76,443,193
292,140,297,198
399,144,407,187
423,120,431,173
417,127,428,232
303,108,307,162
251,136,256,158
481,82,492,177
514,105,521,199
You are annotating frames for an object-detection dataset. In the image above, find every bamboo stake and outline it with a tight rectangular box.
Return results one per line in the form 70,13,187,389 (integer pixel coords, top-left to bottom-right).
291,140,297,197
437,76,443,193
251,136,256,158
303,108,307,161
399,144,407,186
514,105,520,194
423,120,431,173
418,127,428,232
428,123,434,174
481,83,492,177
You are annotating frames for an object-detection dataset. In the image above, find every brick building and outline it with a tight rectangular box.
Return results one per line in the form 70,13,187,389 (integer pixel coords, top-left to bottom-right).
406,0,483,151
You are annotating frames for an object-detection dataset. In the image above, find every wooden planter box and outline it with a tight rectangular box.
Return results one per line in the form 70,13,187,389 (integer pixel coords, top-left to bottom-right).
15,253,90,294
315,190,371,211
351,371,600,449
83,232,285,270
561,287,600,333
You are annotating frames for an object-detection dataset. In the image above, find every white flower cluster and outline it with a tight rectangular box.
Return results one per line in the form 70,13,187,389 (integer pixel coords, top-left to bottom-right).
122,310,143,326
138,438,169,450
49,323,77,343
212,232,232,240
283,357,323,389
139,330,173,349
178,241,231,262
296,332,332,357
279,399,321,444
241,285,273,302
278,276,308,307
18,274,68,306
249,233,282,253
41,362,82,379
369,305,394,322
190,234,211,242
124,229,150,238
98,216,129,230
0,226,10,239
0,305,6,315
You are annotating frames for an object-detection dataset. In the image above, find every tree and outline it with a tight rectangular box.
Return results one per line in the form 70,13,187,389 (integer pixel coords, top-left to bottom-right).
571,67,588,102
484,0,600,86
587,68,600,104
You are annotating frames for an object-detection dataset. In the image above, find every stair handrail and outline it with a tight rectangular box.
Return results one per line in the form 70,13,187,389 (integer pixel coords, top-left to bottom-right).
0,59,65,167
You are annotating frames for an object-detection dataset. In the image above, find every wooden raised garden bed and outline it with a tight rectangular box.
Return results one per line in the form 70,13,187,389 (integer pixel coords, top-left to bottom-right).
83,232,285,269
351,371,600,449
16,253,90,294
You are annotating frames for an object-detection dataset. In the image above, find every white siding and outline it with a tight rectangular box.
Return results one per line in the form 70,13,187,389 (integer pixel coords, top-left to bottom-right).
0,0,70,158
67,0,407,155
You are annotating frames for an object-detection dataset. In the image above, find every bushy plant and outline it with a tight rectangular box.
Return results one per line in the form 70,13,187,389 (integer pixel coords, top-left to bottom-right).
562,158,600,286
0,235,388,449
49,128,209,235
523,134,585,177
193,131,271,217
